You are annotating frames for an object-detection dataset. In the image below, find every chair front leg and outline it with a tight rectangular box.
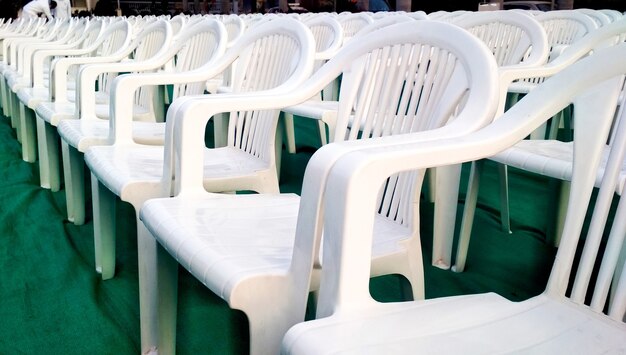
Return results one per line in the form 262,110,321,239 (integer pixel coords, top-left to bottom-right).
92,173,117,280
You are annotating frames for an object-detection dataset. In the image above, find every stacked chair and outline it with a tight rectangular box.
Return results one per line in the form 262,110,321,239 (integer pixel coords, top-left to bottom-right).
454,17,626,272
282,41,626,355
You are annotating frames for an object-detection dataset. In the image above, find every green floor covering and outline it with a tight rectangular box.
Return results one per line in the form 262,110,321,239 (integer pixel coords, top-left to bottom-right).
0,114,558,353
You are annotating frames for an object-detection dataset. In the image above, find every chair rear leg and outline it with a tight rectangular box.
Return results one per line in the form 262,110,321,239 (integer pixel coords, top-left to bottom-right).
154,235,179,355
20,103,37,163
432,164,462,269
498,163,512,234
453,159,484,273
283,112,297,154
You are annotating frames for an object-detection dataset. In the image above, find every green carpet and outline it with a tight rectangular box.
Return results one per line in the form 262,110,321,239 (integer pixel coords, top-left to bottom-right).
0,115,557,353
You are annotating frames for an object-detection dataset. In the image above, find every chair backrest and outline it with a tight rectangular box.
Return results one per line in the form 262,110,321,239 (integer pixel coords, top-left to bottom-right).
454,10,550,115
337,13,374,43
31,19,106,88
600,9,623,23
14,19,79,80
429,10,469,22
334,20,499,234
309,43,626,322
168,19,227,99
577,8,612,27
50,20,132,104
302,15,344,63
454,11,549,68
352,14,415,39
536,10,598,49
407,11,429,20
225,18,315,164
169,14,186,37
77,19,173,121
221,14,245,48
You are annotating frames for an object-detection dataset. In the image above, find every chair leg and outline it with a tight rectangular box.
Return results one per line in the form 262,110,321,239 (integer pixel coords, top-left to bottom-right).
63,142,86,225
275,121,283,180
609,195,626,317
241,299,302,355
552,180,571,247
154,233,179,355
431,164,462,270
453,160,484,273
36,118,51,189
497,163,512,234
213,112,229,148
137,221,177,354
92,173,116,280
548,111,563,140
11,93,21,143
405,236,425,300
317,120,328,146
283,112,297,154
425,168,436,203
37,119,62,191
0,78,7,115
20,103,37,163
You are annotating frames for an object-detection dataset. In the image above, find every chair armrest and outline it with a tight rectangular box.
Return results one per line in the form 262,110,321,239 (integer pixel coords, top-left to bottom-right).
50,54,129,104
108,68,229,144
31,44,86,87
76,58,172,119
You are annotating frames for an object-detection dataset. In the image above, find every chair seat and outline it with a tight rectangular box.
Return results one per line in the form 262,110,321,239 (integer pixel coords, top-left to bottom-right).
84,144,272,199
141,193,299,301
7,75,29,91
17,86,90,109
35,101,76,126
141,192,414,302
17,86,50,109
491,140,626,195
283,293,626,355
58,120,166,152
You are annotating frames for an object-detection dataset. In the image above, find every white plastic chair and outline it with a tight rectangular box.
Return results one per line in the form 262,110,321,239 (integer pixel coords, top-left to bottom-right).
138,20,499,355
1,19,70,114
282,42,626,355
32,19,133,197
8,19,95,163
0,18,51,131
58,18,227,230
452,18,626,272
37,20,172,227
85,17,316,353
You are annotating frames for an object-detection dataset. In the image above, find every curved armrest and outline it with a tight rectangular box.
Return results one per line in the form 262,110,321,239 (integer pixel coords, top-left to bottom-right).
50,54,128,104
77,57,172,119
31,43,86,87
